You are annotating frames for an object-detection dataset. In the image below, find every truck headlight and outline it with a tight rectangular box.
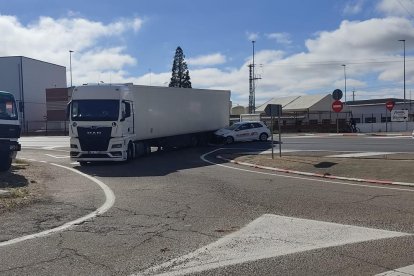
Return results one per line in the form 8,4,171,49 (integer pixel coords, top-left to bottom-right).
70,144,78,149
112,143,123,149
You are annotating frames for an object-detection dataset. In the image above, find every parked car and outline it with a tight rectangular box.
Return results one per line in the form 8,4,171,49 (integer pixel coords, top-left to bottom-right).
214,121,271,144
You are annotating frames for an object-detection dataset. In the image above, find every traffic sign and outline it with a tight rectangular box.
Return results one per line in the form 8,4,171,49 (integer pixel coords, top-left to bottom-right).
391,110,408,122
332,89,343,101
332,100,343,113
385,101,395,111
264,104,282,117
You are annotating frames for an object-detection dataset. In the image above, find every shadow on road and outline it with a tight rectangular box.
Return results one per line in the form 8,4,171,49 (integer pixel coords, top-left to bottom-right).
0,166,29,188
75,142,273,178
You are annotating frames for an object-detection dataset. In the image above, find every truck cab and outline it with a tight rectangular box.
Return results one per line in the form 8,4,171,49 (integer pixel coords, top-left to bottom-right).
0,91,21,171
68,84,135,164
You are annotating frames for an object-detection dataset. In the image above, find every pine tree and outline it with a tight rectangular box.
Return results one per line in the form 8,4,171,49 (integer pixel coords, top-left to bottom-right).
169,46,192,88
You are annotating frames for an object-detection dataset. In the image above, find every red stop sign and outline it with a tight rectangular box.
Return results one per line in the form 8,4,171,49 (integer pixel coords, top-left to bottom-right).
386,101,395,111
332,100,343,113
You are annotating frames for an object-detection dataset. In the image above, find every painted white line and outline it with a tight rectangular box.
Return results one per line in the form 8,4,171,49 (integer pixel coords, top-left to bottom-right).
200,149,414,193
326,152,394,158
376,264,414,275
45,154,70,159
0,163,115,247
135,214,410,276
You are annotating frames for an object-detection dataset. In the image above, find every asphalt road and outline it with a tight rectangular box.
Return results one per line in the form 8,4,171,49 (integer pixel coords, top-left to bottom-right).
0,135,413,275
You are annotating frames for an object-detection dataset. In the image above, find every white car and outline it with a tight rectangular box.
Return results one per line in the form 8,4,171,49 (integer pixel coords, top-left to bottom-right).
214,121,271,144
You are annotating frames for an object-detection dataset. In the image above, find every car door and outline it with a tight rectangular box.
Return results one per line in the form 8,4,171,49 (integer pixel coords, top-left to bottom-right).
249,123,262,140
234,123,253,141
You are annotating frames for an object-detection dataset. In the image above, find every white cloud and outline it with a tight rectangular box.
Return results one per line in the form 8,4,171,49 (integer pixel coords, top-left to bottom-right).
377,0,414,17
343,0,364,15
187,53,227,66
0,14,142,86
266,32,292,45
246,32,259,41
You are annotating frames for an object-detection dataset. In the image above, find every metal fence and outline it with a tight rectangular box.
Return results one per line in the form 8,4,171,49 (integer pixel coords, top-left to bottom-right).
21,120,69,136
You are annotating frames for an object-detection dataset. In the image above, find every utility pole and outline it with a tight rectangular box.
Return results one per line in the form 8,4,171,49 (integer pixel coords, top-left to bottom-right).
399,40,406,110
248,41,261,114
352,90,355,102
69,50,74,87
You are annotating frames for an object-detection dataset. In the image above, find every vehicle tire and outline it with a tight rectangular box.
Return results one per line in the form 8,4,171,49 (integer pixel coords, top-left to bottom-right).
259,133,268,141
190,135,198,147
0,156,12,172
127,142,134,161
225,136,234,144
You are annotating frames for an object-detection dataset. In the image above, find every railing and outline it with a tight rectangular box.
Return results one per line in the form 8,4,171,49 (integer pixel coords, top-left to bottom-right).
21,120,69,136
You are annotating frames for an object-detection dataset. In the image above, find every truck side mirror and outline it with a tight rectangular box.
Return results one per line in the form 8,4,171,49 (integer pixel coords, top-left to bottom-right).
19,102,24,112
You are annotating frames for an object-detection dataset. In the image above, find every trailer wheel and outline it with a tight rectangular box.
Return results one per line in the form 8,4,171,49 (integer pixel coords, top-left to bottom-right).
0,156,12,172
259,133,268,141
225,136,234,144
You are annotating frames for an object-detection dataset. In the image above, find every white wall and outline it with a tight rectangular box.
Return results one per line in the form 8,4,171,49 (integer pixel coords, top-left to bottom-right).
22,57,66,124
357,122,414,133
0,57,67,131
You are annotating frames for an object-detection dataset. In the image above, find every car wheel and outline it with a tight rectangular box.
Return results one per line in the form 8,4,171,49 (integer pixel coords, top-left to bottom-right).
225,136,234,144
259,133,268,141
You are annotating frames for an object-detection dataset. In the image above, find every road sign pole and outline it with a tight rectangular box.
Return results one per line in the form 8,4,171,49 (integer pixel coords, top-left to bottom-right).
336,113,339,133
271,114,274,159
278,112,282,158
385,106,388,133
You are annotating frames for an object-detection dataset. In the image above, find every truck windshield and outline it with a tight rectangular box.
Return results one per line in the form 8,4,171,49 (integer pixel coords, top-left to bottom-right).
71,100,120,121
0,93,18,120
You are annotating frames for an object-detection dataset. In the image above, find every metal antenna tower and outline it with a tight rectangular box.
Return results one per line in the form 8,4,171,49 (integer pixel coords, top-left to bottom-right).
248,41,261,114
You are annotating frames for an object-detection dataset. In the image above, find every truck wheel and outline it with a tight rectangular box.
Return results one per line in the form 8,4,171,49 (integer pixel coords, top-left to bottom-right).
259,133,268,141
225,136,234,144
0,156,12,172
127,143,134,161
190,136,198,147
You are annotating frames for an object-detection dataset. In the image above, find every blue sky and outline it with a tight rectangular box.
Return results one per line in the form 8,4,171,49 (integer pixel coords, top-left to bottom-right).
0,0,413,106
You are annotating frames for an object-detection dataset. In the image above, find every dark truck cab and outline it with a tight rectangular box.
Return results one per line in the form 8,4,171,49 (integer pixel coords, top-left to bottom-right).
0,91,21,171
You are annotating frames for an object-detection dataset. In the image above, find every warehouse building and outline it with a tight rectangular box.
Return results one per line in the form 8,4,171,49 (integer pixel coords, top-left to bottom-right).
0,56,67,132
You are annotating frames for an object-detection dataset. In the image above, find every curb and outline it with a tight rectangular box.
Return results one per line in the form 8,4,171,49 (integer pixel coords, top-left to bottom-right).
216,155,414,188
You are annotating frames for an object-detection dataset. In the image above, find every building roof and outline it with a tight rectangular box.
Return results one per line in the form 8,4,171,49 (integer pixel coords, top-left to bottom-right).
256,94,329,112
346,98,411,106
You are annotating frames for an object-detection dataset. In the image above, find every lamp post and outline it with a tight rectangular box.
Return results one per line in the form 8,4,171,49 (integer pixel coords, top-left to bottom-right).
398,40,406,110
342,64,347,103
69,50,74,87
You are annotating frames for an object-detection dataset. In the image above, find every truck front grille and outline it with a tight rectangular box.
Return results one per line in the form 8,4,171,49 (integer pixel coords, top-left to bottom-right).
77,127,112,151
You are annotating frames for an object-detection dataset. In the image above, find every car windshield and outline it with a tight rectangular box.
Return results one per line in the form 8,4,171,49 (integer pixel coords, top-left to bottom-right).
0,93,18,120
71,100,120,121
225,123,243,130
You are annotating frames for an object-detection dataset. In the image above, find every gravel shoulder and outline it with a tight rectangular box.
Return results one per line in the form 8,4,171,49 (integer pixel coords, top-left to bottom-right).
0,161,46,214
220,151,414,184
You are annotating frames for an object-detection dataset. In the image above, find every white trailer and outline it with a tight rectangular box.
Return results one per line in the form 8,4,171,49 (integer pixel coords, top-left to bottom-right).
0,91,21,171
69,84,230,164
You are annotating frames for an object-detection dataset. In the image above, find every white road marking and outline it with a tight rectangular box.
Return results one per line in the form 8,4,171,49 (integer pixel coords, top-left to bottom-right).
376,264,414,275
45,154,69,159
0,162,115,247
201,149,414,193
135,214,410,276
327,152,394,158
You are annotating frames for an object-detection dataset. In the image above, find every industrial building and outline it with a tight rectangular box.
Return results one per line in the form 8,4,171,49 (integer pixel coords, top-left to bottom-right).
255,94,413,133
0,56,67,132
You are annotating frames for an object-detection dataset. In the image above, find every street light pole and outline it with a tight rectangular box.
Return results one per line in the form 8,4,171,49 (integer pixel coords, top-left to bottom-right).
398,40,406,110
342,64,347,103
69,50,74,87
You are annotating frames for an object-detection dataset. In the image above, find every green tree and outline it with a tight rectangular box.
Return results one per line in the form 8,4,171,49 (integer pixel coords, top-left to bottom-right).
169,46,192,88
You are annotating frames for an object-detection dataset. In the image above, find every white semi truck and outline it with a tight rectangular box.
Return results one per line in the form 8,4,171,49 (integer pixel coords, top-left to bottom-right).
69,84,230,165
0,91,21,171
